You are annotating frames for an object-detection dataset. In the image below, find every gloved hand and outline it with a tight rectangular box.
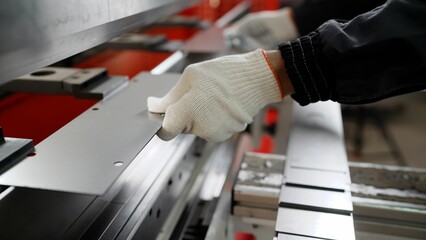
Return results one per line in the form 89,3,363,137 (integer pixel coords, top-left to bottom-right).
224,8,299,51
147,49,283,142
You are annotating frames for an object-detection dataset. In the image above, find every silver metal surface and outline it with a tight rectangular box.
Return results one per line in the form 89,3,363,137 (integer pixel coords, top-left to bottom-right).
277,233,319,240
279,185,353,213
285,102,349,173
0,0,199,85
277,101,355,239
275,207,355,240
286,167,349,191
277,233,318,240
0,73,180,195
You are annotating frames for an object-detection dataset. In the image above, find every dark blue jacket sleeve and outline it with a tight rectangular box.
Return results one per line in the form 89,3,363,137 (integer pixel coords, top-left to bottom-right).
279,0,426,105
290,0,386,35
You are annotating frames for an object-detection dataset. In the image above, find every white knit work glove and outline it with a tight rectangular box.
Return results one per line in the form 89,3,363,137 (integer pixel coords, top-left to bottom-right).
224,8,299,51
147,49,283,142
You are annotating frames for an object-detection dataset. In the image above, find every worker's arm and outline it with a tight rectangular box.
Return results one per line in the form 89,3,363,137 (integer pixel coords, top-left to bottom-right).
224,0,386,51
280,0,426,106
291,0,386,35
148,0,426,142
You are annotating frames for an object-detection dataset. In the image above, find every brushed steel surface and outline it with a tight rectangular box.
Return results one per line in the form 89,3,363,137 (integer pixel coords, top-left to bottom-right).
0,73,179,195
279,185,353,213
0,0,199,85
275,207,355,240
277,233,319,240
286,102,349,173
285,167,350,191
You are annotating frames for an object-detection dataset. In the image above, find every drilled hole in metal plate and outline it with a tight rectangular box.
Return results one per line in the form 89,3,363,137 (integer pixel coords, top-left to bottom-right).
149,208,153,217
81,70,90,74
156,209,161,219
178,172,182,180
168,179,173,187
31,70,55,76
27,152,36,157
72,76,80,79
92,108,99,111
113,161,124,167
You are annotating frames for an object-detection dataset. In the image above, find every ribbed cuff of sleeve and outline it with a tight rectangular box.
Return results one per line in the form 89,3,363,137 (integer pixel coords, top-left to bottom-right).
278,32,334,106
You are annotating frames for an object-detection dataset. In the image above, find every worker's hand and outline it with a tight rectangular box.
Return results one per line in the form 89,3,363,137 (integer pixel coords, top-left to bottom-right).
147,49,283,142
224,8,299,51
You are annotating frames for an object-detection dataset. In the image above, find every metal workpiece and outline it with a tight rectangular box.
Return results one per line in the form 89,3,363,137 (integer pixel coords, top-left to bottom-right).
286,102,349,173
0,73,180,195
285,168,350,191
0,0,200,85
277,233,320,239
0,135,34,175
283,101,351,190
276,101,355,239
2,67,128,99
275,207,355,240
0,138,34,174
279,185,353,214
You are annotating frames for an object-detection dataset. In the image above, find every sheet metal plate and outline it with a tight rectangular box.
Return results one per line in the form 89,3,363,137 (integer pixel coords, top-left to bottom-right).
275,207,355,240
285,167,350,191
0,73,179,195
277,233,318,240
286,102,349,173
279,185,353,213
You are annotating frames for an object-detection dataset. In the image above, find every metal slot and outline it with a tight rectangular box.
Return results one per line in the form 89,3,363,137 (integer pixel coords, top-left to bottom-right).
279,185,353,214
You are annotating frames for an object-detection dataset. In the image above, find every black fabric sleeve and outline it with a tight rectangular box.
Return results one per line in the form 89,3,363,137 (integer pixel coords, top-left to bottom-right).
291,0,387,35
279,0,426,106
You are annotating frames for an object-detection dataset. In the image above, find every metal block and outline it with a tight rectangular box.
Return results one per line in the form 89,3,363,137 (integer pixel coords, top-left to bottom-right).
275,207,355,240
3,67,128,100
285,167,350,191
62,68,107,91
0,73,179,195
279,185,353,214
74,75,129,100
3,67,79,94
0,137,34,175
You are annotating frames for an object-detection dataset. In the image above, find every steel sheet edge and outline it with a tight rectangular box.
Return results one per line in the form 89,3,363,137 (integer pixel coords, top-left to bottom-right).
0,0,199,85
0,73,180,195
